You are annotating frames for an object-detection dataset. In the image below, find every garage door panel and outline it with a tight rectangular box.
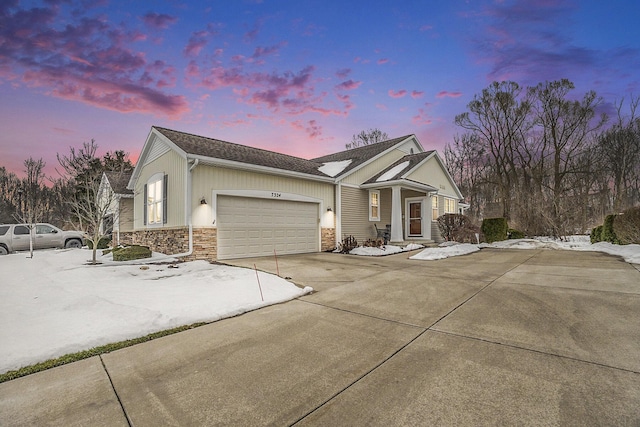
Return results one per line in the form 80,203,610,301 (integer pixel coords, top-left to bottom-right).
217,196,319,259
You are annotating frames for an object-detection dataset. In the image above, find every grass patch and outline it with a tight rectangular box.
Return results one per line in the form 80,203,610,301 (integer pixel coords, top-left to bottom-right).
0,322,208,383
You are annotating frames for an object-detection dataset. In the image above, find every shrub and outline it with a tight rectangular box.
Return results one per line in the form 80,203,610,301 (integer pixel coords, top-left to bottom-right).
481,218,508,243
613,206,640,244
508,229,525,239
601,214,619,244
113,245,152,261
437,214,477,243
339,236,358,253
363,238,384,248
86,237,111,249
590,225,603,244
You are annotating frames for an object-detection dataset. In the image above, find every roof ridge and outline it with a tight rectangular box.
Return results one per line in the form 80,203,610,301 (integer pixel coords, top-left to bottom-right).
153,126,321,164
311,134,413,161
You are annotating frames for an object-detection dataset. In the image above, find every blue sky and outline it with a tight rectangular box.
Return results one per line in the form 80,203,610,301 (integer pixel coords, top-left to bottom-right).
1,0,639,177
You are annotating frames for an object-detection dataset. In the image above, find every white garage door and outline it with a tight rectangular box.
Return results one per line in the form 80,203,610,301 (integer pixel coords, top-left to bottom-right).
217,196,319,260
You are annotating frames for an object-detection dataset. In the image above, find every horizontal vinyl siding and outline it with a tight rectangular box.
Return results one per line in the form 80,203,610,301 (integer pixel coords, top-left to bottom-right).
191,165,335,227
119,198,134,232
340,187,391,242
134,150,186,229
407,156,459,199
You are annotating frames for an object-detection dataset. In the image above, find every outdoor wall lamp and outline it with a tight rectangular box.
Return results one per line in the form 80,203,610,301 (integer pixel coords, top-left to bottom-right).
200,197,207,205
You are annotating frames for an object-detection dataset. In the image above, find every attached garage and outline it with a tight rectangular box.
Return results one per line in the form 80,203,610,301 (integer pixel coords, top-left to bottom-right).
216,196,320,260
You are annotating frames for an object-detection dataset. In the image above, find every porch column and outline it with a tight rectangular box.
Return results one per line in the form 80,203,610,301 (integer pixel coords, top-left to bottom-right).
390,185,403,243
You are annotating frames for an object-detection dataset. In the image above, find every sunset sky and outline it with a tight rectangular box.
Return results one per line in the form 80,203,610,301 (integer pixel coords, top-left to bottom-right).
2,0,639,178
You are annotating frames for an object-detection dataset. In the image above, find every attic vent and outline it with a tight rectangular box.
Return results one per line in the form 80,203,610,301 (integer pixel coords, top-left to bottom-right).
410,148,414,154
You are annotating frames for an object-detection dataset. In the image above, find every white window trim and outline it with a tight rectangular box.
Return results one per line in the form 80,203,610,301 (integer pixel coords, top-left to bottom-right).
444,197,457,214
146,173,164,227
431,195,439,221
369,190,380,222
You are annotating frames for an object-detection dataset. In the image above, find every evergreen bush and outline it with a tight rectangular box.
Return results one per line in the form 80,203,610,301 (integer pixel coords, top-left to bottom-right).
85,237,111,249
601,214,619,244
481,218,508,243
590,225,603,244
508,229,525,239
113,245,152,261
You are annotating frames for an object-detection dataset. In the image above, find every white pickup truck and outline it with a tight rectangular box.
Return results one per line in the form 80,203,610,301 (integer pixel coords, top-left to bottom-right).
0,223,85,255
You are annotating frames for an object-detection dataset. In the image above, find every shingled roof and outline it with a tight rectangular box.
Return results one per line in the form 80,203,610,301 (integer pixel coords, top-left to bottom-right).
104,171,133,195
311,135,413,177
362,151,435,184
154,127,328,177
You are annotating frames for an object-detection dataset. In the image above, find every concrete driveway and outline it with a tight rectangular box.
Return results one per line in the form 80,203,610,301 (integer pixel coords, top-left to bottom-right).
1,248,639,426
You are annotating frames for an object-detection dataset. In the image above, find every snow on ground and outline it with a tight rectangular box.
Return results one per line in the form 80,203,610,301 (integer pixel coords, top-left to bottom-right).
0,249,312,374
409,236,640,265
349,243,424,256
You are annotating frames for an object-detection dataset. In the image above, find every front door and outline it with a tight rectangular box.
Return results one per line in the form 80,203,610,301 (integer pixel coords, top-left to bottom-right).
408,201,422,236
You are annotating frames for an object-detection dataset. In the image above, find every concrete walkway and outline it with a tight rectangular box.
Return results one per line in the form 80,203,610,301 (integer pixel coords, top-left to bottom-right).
1,249,639,426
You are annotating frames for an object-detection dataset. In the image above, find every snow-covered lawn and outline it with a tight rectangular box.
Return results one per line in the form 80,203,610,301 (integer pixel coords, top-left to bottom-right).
0,249,312,375
409,236,640,264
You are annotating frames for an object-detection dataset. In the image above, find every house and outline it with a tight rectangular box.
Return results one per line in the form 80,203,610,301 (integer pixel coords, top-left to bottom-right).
98,171,134,246
124,126,464,260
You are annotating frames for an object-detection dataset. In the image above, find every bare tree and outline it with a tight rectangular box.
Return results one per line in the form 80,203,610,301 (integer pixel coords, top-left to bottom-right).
528,79,606,236
58,140,133,264
13,158,48,258
345,128,390,149
599,96,640,212
455,81,532,219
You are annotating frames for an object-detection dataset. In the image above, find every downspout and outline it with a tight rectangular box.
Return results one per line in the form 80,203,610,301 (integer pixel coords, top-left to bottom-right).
335,181,342,247
167,158,199,259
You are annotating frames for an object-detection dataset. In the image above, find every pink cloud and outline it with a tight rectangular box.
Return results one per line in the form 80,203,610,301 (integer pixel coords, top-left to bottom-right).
252,42,287,59
0,2,190,119
419,25,433,32
335,79,362,91
184,30,210,57
436,91,463,98
411,90,424,99
376,103,388,110
412,108,433,125
142,12,178,30
388,89,407,98
377,58,389,65
336,68,351,79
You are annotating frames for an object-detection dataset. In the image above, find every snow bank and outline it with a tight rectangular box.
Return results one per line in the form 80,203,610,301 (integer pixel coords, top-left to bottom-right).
409,236,640,265
349,243,424,256
0,249,312,374
409,243,480,260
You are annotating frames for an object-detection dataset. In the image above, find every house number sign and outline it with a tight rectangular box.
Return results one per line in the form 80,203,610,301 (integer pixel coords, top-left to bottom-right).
271,192,282,198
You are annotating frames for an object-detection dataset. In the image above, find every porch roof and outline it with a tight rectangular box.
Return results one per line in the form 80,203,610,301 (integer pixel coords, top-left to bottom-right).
360,151,438,193
360,178,438,193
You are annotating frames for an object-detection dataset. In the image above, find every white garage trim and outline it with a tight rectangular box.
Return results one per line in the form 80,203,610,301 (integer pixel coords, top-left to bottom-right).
214,190,323,260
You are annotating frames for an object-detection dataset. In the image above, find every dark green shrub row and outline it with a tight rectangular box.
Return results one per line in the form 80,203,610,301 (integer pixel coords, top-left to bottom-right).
508,229,525,239
85,237,111,249
481,218,508,243
590,225,603,243
112,245,152,261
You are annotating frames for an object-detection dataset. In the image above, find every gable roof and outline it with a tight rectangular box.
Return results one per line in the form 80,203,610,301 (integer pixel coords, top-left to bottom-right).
104,171,133,195
154,127,328,178
363,151,435,184
311,135,414,177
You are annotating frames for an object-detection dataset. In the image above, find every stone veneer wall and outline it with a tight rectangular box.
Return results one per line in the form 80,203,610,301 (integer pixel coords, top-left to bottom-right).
120,226,329,260
321,228,336,252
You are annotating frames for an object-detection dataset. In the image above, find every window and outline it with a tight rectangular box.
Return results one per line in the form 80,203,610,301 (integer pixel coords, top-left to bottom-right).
444,198,456,214
36,224,56,234
145,174,167,225
0,226,9,236
431,196,439,221
14,225,30,235
369,190,380,221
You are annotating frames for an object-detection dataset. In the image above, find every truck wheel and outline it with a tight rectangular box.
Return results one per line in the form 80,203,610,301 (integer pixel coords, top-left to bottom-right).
65,239,82,249
0,246,7,255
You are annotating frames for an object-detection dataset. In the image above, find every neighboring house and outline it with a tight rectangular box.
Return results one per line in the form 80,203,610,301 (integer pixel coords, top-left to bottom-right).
98,171,134,245
125,126,464,260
